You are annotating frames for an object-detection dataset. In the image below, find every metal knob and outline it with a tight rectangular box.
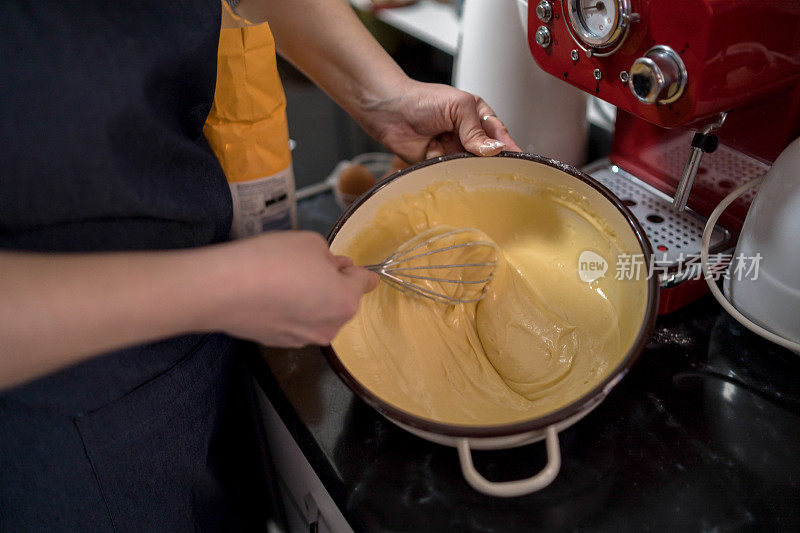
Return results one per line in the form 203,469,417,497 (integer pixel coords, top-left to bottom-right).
536,1,553,22
628,45,687,105
535,26,551,48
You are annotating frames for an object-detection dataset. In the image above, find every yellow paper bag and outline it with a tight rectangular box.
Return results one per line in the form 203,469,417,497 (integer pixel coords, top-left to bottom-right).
204,4,296,237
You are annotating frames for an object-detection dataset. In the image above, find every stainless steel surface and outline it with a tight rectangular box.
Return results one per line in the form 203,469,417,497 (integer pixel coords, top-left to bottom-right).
628,45,687,104
362,228,498,305
629,57,661,103
536,0,553,22
535,25,552,47
585,161,732,268
619,70,629,82
672,147,704,212
570,48,580,61
593,68,602,80
671,112,728,212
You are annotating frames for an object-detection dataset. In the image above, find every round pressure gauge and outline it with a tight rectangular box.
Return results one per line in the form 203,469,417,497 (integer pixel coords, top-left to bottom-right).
565,0,632,53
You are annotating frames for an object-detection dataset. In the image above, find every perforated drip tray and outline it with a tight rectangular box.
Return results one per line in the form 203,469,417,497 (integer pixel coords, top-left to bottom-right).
584,161,733,275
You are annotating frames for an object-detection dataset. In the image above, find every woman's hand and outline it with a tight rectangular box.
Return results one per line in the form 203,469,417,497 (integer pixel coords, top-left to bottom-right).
355,79,522,163
205,231,379,348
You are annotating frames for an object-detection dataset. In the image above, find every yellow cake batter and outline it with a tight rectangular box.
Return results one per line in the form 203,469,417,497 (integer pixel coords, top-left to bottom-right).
332,179,642,426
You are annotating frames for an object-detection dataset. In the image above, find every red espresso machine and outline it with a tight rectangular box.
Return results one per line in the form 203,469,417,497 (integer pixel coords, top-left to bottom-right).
525,0,800,313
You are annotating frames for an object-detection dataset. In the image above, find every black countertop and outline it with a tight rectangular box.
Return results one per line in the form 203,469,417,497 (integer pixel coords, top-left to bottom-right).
250,192,800,532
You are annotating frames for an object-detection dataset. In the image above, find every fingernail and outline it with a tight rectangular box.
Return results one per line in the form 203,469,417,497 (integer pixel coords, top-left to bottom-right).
478,139,506,156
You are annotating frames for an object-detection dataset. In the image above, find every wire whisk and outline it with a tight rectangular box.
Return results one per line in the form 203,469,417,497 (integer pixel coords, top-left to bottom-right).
362,227,499,304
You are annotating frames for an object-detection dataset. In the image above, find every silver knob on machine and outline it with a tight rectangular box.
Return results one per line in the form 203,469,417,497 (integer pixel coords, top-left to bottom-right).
536,1,553,22
535,25,552,48
628,45,687,105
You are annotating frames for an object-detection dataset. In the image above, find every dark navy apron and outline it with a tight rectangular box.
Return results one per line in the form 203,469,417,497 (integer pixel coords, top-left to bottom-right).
0,1,267,530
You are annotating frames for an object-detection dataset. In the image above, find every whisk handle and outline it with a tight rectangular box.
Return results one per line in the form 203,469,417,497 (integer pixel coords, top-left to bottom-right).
361,264,384,273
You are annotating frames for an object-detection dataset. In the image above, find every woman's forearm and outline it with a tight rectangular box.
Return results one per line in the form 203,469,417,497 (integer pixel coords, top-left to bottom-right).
232,0,520,161
0,248,223,389
0,231,376,391
235,0,409,120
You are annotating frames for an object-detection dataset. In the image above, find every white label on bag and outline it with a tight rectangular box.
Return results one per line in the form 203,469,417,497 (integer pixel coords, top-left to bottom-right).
228,164,297,239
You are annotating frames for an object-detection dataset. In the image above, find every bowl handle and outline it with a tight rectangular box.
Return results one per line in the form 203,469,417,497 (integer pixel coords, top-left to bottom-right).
457,425,561,497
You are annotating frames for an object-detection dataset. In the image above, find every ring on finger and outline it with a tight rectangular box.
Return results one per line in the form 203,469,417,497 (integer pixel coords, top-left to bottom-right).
481,114,496,122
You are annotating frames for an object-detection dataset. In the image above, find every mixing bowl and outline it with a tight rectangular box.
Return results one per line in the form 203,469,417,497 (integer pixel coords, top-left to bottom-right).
324,152,658,497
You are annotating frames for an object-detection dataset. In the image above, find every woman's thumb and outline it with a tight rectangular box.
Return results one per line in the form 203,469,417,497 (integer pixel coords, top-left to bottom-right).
425,139,445,160
453,98,505,156
341,265,380,294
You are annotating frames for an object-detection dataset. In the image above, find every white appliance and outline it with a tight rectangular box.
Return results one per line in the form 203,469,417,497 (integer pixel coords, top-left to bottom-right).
453,0,588,166
711,138,800,352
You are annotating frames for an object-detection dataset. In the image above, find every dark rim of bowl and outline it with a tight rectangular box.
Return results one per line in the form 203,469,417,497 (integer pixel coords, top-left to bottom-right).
322,151,659,439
